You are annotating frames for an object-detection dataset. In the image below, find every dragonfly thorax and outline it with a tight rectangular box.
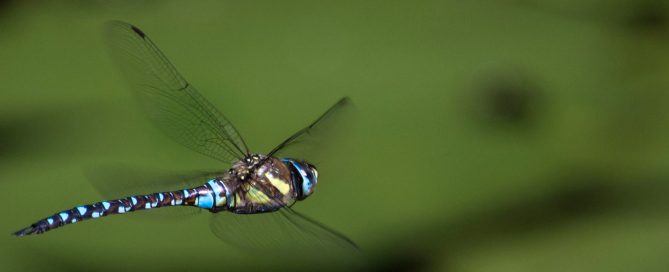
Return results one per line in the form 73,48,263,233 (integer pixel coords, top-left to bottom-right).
221,154,319,214
229,154,266,181
222,155,296,214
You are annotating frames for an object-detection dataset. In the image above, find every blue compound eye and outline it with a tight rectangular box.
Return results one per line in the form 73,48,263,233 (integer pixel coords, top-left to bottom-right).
282,159,318,200
296,165,312,193
302,179,313,194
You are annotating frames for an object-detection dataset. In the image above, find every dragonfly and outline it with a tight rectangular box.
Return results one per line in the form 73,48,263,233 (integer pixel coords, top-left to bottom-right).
13,21,357,252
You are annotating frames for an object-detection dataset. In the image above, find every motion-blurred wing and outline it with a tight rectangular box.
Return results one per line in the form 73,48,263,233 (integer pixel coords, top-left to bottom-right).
210,208,359,255
267,97,354,161
209,182,358,255
106,21,248,163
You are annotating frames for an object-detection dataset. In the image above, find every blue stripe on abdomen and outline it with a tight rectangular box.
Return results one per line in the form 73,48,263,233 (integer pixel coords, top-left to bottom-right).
207,179,227,208
197,192,214,209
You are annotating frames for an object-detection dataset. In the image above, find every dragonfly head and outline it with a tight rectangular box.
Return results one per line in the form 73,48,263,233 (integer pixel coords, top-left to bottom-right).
283,159,318,200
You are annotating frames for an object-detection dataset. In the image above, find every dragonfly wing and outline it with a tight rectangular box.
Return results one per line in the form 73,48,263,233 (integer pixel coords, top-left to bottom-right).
267,97,354,163
210,208,359,255
85,164,225,219
281,207,359,251
209,182,359,255
106,21,249,163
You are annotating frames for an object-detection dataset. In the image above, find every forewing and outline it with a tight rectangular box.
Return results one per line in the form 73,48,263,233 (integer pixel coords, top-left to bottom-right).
268,97,354,163
106,21,248,163
85,164,225,219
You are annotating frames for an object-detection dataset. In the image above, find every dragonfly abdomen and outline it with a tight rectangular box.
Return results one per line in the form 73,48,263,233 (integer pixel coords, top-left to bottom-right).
13,189,201,236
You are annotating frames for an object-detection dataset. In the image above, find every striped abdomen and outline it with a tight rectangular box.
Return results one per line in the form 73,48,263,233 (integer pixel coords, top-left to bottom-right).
13,180,226,236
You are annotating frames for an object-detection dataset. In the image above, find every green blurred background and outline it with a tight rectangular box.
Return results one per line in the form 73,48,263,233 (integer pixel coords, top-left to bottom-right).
3,0,669,271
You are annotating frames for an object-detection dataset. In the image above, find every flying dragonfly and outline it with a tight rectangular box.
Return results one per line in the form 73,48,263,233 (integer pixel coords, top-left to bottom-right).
13,21,356,252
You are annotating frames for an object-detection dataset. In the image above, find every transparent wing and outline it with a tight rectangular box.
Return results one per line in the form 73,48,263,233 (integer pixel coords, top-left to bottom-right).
267,97,354,162
106,21,249,163
209,182,359,255
210,208,359,256
85,164,225,219
85,164,225,198
213,98,359,256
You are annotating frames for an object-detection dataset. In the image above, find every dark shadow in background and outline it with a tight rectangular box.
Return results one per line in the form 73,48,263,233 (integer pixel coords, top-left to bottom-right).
624,1,669,32
0,0,18,35
2,108,83,160
0,0,15,13
466,69,545,131
513,0,669,34
367,169,669,271
0,111,63,159
0,103,124,162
